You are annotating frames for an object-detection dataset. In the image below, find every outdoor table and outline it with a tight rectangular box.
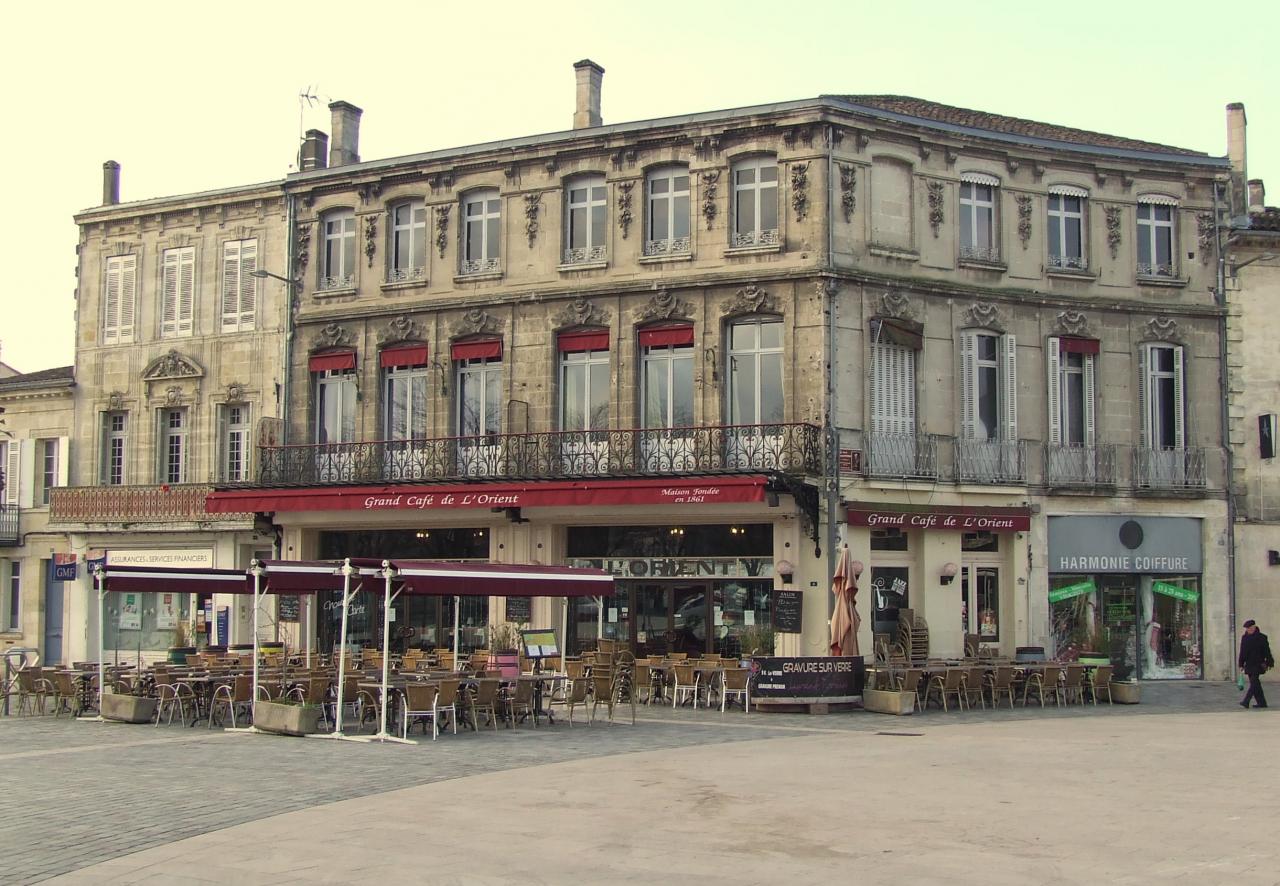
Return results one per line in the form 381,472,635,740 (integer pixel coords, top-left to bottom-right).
518,673,566,725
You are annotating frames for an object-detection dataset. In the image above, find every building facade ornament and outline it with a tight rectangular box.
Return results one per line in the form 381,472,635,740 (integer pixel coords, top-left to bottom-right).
378,314,423,345
1104,205,1122,257
837,164,857,222
164,386,184,406
294,222,312,275
961,301,1005,332
878,290,915,321
452,308,502,339
1016,194,1033,247
1196,211,1215,262
363,215,377,267
142,349,204,381
926,181,945,236
1053,309,1091,338
107,391,126,411
638,289,694,322
435,205,451,258
700,170,720,229
225,381,248,403
617,181,634,239
554,297,611,329
721,284,777,317
790,162,810,221
523,193,541,248
1143,315,1183,343
312,323,356,351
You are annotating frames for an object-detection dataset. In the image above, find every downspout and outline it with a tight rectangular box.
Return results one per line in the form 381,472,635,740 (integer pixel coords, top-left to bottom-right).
824,126,840,637
281,190,297,447
1215,180,1238,681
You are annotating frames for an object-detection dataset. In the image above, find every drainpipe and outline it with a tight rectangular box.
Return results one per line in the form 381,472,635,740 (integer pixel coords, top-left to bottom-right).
824,126,840,636
281,192,297,446
1214,180,1238,681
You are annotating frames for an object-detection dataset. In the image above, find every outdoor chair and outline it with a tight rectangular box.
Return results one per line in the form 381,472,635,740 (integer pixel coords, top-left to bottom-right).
589,673,618,724
1061,665,1087,705
1022,665,1062,707
504,678,538,728
985,666,1017,709
671,662,700,708
468,679,502,731
210,675,253,729
1089,665,1115,705
51,672,80,718
721,666,751,712
433,679,461,735
925,668,966,712
631,663,660,705
287,677,331,729
895,668,924,705
962,667,987,710
667,652,689,661
401,682,442,740
17,668,51,716
154,674,197,727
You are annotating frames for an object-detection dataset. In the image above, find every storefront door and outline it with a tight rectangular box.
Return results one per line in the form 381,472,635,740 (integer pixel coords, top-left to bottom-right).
959,565,1000,648
631,583,710,657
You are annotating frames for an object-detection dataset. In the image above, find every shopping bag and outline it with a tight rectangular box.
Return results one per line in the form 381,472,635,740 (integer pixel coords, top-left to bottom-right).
1237,673,1246,691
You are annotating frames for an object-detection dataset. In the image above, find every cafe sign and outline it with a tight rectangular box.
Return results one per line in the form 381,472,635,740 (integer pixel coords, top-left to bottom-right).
844,503,1031,532
567,557,772,579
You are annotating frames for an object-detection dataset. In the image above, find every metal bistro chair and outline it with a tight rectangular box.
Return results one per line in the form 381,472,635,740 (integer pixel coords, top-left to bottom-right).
721,666,751,713
210,674,254,729
51,672,81,718
503,678,538,729
401,682,442,740
1022,665,1062,708
589,673,617,723
287,677,331,730
17,668,51,716
925,668,966,712
154,673,198,727
468,678,502,731
961,667,987,711
558,676,591,726
985,666,1017,709
1061,665,1087,705
671,662,700,709
1088,665,1115,705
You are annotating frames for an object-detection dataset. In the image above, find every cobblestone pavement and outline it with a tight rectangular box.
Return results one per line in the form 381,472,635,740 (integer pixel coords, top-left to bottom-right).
0,681,1262,884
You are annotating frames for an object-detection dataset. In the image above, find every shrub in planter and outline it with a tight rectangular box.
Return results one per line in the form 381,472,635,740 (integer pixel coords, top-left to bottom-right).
254,699,323,735
1109,681,1141,704
101,692,159,724
862,687,916,715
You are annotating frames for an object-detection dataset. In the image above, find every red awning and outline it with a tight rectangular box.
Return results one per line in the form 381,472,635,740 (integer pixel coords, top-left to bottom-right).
393,561,613,597
99,566,251,595
1059,337,1100,355
380,344,429,369
259,559,385,593
557,329,609,352
309,350,357,372
451,338,502,361
639,325,694,348
207,475,770,515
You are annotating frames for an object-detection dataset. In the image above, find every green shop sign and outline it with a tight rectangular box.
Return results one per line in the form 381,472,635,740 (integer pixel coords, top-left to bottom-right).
1049,580,1097,603
1152,581,1200,603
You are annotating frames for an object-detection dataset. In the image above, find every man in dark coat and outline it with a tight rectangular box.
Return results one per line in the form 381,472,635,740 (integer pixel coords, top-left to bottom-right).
1239,619,1274,709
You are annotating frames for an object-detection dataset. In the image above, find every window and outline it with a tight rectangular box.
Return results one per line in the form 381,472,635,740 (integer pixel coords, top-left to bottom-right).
102,254,136,344
221,239,258,331
731,157,779,248
959,330,1016,441
727,317,784,425
1,442,15,505
384,365,429,441
1047,188,1087,270
959,177,999,262
641,336,694,429
320,210,356,290
1139,343,1185,450
871,339,916,437
219,404,251,482
559,345,610,431
389,200,427,283
315,370,357,445
1137,198,1176,277
645,167,691,256
564,176,607,264
1047,338,1097,447
161,246,195,337
461,191,501,274
37,439,59,506
159,408,187,484
5,561,19,632
101,412,128,486
456,357,502,438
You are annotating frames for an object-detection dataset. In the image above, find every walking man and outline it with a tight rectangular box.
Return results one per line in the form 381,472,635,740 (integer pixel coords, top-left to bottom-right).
1238,619,1274,709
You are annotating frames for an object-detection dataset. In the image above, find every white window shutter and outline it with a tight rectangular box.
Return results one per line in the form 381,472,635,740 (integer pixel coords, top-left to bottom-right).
1172,345,1186,448
1082,353,1097,446
222,241,241,330
3,443,18,506
216,406,228,482
56,437,69,487
1046,337,1062,445
178,247,195,334
900,347,916,435
1137,346,1149,449
118,255,136,343
161,250,179,336
1000,334,1018,442
17,440,34,509
959,330,976,440
103,258,121,344
238,240,257,328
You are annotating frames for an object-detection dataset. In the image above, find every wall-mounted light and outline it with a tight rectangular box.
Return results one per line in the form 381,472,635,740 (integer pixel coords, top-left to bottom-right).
415,530,431,539
850,559,865,579
776,559,795,584
940,562,959,585
668,526,685,536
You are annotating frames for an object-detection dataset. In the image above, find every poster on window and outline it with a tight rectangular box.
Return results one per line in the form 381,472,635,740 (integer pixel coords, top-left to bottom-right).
119,593,142,630
156,594,178,630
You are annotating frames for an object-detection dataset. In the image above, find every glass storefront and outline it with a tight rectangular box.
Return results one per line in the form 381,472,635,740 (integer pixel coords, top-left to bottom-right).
105,592,192,657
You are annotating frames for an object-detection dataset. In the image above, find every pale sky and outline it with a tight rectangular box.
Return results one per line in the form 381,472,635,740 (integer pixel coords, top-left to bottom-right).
2,0,1275,374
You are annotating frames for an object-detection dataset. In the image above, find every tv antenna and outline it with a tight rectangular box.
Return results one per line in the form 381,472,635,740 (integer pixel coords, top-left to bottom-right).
295,87,322,169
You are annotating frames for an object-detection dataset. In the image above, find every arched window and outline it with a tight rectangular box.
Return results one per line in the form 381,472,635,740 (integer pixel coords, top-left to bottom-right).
564,175,607,265
388,199,427,282
1137,195,1178,278
320,209,356,290
461,190,501,275
731,157,779,247
1047,185,1089,270
645,167,691,256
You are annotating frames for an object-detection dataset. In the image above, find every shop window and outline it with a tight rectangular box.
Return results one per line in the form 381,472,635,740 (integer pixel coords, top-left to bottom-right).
961,531,999,553
870,528,909,551
870,566,909,637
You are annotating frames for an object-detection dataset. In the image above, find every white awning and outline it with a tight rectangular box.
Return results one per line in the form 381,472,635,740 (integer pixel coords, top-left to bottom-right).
1048,184,1090,198
1138,193,1180,206
960,172,1001,187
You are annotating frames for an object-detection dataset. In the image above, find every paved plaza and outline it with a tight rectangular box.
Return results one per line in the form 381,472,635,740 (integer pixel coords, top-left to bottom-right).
0,682,1274,884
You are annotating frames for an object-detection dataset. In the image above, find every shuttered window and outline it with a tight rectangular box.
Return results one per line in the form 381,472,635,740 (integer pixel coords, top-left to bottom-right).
161,247,195,337
221,239,258,332
959,330,1017,441
1138,343,1185,449
103,255,137,344
1046,337,1096,446
870,340,916,436
2,442,18,506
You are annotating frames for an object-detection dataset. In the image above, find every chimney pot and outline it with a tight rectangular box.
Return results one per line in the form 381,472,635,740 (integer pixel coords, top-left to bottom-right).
1226,102,1248,216
1248,179,1266,214
300,129,329,171
328,101,363,167
102,160,120,205
573,59,604,129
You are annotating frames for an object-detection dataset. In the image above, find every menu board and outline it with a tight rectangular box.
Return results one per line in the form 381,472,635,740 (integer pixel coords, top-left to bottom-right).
505,596,532,623
773,590,803,633
521,628,559,659
277,595,301,622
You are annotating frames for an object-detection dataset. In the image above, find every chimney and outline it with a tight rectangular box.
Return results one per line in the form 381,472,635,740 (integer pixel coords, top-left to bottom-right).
328,101,363,167
573,59,604,129
1248,179,1266,214
1226,102,1248,216
102,160,120,205
300,129,329,172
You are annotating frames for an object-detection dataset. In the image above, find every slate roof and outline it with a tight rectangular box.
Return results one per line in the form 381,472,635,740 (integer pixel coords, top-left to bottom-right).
0,365,75,389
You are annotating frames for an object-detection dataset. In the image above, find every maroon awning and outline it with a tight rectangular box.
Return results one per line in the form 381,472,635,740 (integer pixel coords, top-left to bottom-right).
259,559,384,593
392,561,613,597
309,350,357,372
557,329,609,352
1059,336,1100,355
99,566,251,595
451,338,502,361
639,324,694,348
379,344,429,368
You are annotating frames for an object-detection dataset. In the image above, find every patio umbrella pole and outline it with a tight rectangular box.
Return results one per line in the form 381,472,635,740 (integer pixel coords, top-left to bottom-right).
597,596,603,640
452,596,460,671
80,566,108,722
328,559,358,741
562,598,569,672
227,562,266,734
365,561,413,745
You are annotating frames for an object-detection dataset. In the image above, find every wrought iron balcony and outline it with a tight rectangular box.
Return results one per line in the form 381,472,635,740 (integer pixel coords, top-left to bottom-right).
0,505,17,546
459,257,501,276
959,244,1001,263
253,423,823,487
955,439,1026,484
48,484,253,525
643,237,691,257
1043,444,1116,487
1133,447,1207,490
1137,262,1177,278
561,245,607,266
730,229,779,249
864,433,940,480
1048,254,1088,271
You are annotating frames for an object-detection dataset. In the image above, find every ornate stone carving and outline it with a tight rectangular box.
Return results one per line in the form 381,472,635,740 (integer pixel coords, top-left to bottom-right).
1143,315,1183,343
164,386,183,406
695,135,721,158
700,170,720,229
639,289,694,322
378,314,423,345
313,323,355,351
1104,205,1122,257
926,181,945,236
1053,310,1091,338
554,297,611,329
1197,211,1215,262
435,205,451,259
617,181,634,239
523,193,541,248
721,284,777,317
878,290,915,321
837,164,857,222
961,301,1005,332
1016,194,1033,247
107,391,126,411
294,222,312,275
226,381,248,403
790,162,810,221
452,308,502,339
363,215,377,267
142,349,204,381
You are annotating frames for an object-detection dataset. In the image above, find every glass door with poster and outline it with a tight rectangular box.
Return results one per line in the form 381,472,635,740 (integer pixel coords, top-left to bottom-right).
1139,576,1202,679
631,583,710,657
959,566,1000,650
869,566,910,641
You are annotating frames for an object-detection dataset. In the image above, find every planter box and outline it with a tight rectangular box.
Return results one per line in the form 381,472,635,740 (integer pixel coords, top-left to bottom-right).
254,701,322,736
1110,681,1141,704
862,688,916,715
101,693,159,724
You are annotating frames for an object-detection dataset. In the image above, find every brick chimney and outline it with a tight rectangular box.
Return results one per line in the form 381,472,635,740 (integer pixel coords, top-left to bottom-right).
573,60,604,129
1248,179,1266,214
102,161,120,205
328,101,362,167
1227,102,1248,216
300,129,329,172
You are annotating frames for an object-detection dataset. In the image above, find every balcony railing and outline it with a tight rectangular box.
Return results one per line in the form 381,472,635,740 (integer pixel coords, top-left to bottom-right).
643,237,690,257
317,274,354,292
730,228,779,249
1137,262,1177,278
865,433,939,480
562,245,607,266
1048,254,1088,271
49,484,252,525
459,257,501,276
956,439,1026,484
386,266,426,284
1044,444,1116,487
959,245,1001,263
253,423,823,487
1133,447,1207,490
0,505,17,546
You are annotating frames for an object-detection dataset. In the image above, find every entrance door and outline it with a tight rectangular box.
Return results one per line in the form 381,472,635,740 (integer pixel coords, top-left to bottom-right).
43,569,64,665
959,565,1000,650
631,583,710,657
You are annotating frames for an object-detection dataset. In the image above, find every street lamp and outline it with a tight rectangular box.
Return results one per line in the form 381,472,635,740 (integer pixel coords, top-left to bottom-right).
250,269,302,286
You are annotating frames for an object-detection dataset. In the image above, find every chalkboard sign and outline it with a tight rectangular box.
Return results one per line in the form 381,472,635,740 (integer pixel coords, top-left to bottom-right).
278,595,300,623
505,596,532,623
773,590,803,633
752,656,865,701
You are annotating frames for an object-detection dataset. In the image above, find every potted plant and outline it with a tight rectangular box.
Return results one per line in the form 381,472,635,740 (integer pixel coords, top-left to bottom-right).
253,698,323,735
862,686,916,715
167,620,198,664
488,622,523,678
1109,680,1141,704
738,625,775,657
100,682,159,724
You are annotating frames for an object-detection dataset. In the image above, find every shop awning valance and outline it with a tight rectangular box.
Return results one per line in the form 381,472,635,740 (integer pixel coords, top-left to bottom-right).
638,324,694,348
393,561,612,597
1058,336,1100,355
451,338,502,361
309,350,357,372
97,566,251,595
1048,184,1090,198
557,329,610,352
1138,193,1180,207
870,317,923,350
379,344,429,369
959,172,1001,187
